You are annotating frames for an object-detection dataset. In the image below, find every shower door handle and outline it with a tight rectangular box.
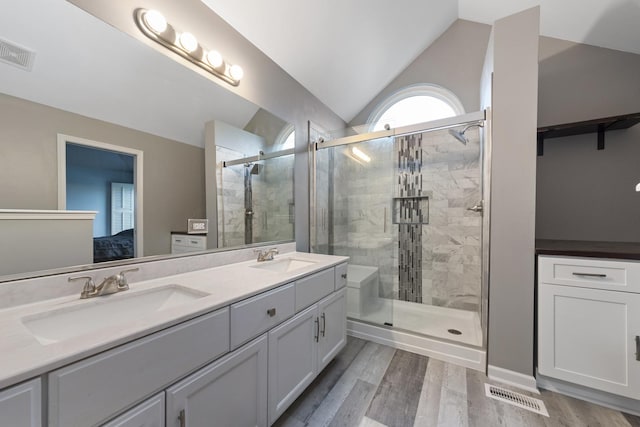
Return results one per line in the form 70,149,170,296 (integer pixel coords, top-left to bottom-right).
467,201,484,213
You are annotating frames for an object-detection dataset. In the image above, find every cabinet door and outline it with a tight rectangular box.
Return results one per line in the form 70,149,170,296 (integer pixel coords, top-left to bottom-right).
318,288,347,371
0,378,41,427
539,284,640,399
166,335,268,427
268,305,318,425
101,393,164,427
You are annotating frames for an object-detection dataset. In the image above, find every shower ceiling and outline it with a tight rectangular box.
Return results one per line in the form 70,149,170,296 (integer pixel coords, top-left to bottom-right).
201,0,640,123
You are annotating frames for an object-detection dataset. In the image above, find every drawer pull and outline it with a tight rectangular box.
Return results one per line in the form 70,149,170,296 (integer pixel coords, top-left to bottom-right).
314,317,320,342
267,308,276,317
178,409,186,427
321,312,326,337
341,273,347,279
572,272,607,278
636,336,640,362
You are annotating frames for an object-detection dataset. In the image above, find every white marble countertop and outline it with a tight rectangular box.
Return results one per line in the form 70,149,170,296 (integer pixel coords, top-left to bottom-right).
0,252,348,390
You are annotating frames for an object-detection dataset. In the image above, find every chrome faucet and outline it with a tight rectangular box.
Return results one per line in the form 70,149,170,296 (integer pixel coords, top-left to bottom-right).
70,268,139,299
255,248,278,262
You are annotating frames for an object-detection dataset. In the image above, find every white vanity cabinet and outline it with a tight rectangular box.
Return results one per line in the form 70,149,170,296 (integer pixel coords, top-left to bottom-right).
49,308,230,427
101,393,165,427
538,256,640,399
166,335,268,427
268,288,347,424
0,378,41,427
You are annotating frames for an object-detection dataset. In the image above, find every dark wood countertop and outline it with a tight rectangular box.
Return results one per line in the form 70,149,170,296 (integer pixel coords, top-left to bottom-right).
536,239,640,260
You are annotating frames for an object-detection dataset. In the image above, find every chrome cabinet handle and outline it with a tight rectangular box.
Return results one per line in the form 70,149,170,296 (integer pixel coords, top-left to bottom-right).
178,409,186,427
314,317,319,342
635,336,640,362
341,273,347,279
267,308,276,317
572,272,607,278
321,313,326,337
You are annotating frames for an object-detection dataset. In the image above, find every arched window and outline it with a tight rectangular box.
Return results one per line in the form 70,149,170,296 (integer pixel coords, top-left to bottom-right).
368,84,465,132
275,124,295,150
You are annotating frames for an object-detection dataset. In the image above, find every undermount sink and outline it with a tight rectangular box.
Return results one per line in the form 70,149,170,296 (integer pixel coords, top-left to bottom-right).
250,258,317,273
21,285,209,345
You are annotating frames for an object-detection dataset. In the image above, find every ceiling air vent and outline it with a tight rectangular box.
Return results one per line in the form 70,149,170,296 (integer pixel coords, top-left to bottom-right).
0,38,35,71
484,384,549,416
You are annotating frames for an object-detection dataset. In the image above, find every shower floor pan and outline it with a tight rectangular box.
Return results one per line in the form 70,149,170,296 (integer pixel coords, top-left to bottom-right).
354,297,482,347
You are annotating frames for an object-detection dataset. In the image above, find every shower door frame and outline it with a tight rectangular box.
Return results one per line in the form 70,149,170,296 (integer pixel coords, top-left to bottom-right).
310,109,492,350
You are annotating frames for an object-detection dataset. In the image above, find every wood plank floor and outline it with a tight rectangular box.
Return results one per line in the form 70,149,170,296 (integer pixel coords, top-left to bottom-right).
274,337,640,427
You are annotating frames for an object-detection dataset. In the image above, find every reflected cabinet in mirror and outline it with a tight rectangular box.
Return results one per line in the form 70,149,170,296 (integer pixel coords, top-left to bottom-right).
0,0,294,279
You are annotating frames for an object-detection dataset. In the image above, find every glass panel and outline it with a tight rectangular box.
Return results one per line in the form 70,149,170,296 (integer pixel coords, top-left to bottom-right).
313,120,485,348
314,136,395,328
216,149,294,247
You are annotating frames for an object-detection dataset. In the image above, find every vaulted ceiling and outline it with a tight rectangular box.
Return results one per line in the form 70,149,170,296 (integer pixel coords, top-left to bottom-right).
203,0,640,122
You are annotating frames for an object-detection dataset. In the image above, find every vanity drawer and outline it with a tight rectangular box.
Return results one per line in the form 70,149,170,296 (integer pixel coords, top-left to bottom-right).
295,268,335,312
538,256,640,293
48,308,229,427
334,263,348,290
230,283,295,349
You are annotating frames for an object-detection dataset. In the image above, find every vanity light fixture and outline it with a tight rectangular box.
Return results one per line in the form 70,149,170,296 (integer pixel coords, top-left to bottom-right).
636,182,640,192
134,8,243,86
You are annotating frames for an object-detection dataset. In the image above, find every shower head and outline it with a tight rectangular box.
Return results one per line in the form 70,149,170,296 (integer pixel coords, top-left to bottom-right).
448,123,484,145
448,129,468,145
247,163,261,175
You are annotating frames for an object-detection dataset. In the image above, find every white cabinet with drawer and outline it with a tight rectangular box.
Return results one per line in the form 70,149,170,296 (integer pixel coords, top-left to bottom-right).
49,308,229,427
0,378,41,427
230,283,295,349
268,288,346,425
538,255,640,400
170,234,206,254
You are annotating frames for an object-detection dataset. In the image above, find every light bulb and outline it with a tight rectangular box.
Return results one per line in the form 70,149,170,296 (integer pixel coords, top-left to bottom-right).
179,32,198,52
143,10,167,34
229,64,244,81
206,50,223,68
636,182,640,192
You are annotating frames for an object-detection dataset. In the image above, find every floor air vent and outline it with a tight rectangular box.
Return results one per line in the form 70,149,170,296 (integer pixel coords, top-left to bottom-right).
0,38,35,71
484,384,549,417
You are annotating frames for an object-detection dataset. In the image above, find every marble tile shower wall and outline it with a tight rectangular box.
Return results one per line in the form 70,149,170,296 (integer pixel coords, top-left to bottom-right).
216,147,245,247
260,155,294,242
418,128,482,310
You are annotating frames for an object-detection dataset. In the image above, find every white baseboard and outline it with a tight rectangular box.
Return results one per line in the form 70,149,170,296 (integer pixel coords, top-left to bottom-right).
537,374,640,417
347,319,486,372
487,365,539,394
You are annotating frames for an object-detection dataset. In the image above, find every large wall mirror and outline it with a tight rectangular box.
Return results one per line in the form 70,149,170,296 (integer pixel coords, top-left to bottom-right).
0,0,294,280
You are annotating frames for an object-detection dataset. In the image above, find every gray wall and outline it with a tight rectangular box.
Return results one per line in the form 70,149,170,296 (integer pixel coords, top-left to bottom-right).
68,0,347,252
536,37,640,242
488,7,539,375
349,19,492,127
0,93,205,256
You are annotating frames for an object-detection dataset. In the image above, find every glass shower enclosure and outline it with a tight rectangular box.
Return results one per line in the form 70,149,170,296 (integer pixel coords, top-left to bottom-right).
311,111,489,348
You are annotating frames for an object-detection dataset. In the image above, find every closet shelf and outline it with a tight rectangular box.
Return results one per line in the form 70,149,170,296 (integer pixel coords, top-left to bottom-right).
536,112,640,156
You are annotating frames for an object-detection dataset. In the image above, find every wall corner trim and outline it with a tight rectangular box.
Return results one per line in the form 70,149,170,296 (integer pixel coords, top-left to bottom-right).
487,365,539,394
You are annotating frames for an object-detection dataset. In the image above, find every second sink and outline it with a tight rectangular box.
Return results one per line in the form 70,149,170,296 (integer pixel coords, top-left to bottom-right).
250,258,317,273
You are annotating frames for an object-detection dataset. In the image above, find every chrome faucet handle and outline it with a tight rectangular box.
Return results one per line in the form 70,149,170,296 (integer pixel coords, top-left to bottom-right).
69,275,96,299
116,267,139,290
